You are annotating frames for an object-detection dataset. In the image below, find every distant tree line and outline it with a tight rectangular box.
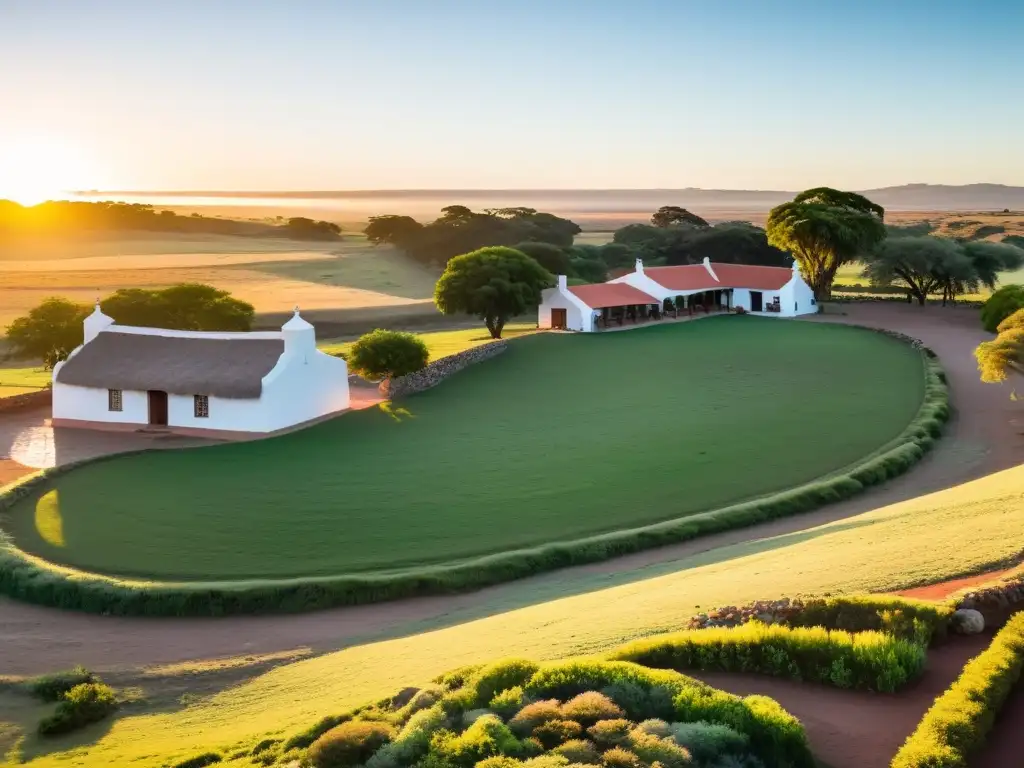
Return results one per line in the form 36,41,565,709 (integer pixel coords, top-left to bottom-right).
0,200,342,241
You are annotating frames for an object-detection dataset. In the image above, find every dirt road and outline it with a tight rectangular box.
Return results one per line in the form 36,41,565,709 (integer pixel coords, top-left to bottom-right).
1,304,1019,675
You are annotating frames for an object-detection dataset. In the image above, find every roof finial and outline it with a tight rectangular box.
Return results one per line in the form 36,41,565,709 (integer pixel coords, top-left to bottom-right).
294,305,300,314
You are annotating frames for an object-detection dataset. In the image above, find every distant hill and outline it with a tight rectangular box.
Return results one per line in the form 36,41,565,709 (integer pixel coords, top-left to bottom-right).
81,184,1024,213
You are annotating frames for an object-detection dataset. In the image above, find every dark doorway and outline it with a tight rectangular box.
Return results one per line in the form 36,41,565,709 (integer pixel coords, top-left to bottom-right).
750,291,763,312
148,390,168,426
551,308,567,329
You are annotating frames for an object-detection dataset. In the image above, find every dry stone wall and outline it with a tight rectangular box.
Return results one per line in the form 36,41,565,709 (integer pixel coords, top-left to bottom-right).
380,340,508,399
0,388,51,413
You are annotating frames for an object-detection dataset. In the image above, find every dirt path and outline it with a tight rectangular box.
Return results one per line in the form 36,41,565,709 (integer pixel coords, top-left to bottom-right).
895,567,1021,601
1,303,1021,675
690,635,991,768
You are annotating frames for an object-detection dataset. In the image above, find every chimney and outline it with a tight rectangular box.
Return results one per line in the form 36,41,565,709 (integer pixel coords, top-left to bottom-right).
557,274,568,290
281,306,316,357
635,258,644,274
83,301,114,343
702,257,720,282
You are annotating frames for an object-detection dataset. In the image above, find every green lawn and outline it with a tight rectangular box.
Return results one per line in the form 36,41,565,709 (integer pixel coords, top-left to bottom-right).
18,462,1024,768
4,318,925,581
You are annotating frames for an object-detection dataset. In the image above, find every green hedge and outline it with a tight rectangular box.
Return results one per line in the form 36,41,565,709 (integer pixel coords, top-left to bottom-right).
37,682,117,736
890,612,1024,767
609,622,926,693
784,595,954,646
0,344,948,617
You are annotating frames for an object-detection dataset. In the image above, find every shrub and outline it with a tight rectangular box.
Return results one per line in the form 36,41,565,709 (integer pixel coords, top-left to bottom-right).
891,612,1024,767
533,719,584,749
367,704,447,768
627,729,693,768
347,329,429,379
491,686,527,720
611,622,925,693
283,711,354,750
37,682,117,736
602,747,644,768
552,739,602,764
26,665,96,702
250,738,279,755
980,284,1024,332
786,595,952,645
634,719,673,738
171,754,222,768
601,683,674,721
471,660,540,709
435,664,484,691
668,722,749,762
509,700,563,735
477,758,523,768
308,720,396,768
430,715,523,767
587,719,633,748
561,692,625,726
464,709,494,726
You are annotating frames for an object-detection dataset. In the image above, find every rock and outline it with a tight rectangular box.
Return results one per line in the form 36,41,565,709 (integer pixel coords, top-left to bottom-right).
952,609,985,635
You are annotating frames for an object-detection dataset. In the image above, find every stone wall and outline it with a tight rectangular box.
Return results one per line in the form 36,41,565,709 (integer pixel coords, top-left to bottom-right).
380,341,508,399
0,388,51,413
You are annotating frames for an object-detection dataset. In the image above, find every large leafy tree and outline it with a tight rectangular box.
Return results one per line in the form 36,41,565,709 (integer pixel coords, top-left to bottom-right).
766,187,886,300
5,297,90,369
434,247,553,338
364,215,423,246
650,206,709,229
861,235,967,305
512,241,573,276
101,283,255,331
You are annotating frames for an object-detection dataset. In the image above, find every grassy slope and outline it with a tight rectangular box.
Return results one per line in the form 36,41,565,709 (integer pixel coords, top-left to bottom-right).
319,323,536,360
20,462,1024,767
4,319,924,581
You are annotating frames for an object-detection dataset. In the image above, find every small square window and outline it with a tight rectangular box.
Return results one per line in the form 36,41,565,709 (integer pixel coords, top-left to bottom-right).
108,389,122,412
194,394,209,418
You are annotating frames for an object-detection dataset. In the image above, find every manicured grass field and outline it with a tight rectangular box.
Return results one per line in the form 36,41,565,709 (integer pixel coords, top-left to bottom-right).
5,318,925,581
16,462,1024,768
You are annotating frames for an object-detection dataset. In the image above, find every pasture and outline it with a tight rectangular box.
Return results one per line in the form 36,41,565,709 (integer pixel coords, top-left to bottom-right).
11,460,1024,768
4,318,925,581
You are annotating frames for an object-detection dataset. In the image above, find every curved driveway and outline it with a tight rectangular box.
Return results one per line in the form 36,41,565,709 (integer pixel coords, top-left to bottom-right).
1,304,1019,675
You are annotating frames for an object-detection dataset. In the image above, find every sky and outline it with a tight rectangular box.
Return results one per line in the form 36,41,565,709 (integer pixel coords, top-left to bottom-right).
1,0,1023,197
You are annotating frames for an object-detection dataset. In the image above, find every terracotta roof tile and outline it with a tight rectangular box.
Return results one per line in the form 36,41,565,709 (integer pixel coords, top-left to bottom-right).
568,282,659,309
643,265,719,291
642,263,794,292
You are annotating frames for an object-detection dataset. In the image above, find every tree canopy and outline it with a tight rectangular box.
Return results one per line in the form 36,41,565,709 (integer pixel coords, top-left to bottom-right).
650,206,709,229
766,187,886,300
434,246,553,338
980,284,1024,333
283,217,342,240
346,329,429,380
512,241,573,276
361,207,581,267
101,283,255,331
5,297,91,369
611,222,789,268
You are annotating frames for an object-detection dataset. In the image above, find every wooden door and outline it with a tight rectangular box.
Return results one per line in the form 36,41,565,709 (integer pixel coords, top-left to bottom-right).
551,308,567,329
750,291,763,312
148,390,168,426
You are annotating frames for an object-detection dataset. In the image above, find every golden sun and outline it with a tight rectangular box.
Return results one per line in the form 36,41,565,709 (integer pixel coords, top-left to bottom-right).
0,138,98,206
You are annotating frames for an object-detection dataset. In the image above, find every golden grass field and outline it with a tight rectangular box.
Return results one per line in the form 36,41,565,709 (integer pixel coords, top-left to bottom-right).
6,463,1024,767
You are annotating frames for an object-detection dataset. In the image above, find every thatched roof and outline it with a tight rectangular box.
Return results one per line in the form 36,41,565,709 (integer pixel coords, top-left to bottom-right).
57,332,284,399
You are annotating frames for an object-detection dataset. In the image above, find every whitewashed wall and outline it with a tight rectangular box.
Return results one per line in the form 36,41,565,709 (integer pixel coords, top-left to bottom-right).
537,288,589,331
51,379,148,424
259,349,350,432
780,275,817,317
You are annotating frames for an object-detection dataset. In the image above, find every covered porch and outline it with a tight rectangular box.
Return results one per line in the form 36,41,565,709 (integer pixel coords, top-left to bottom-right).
661,288,735,317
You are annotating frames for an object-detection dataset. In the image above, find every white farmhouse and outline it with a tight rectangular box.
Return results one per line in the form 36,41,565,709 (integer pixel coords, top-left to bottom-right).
52,305,350,436
538,258,816,331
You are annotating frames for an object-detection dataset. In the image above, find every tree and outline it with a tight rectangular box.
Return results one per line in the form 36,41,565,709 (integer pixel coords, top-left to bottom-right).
662,223,790,267
5,297,90,368
512,241,573,276
364,215,423,246
980,285,1024,333
102,283,255,331
766,187,886,300
861,236,966,305
284,217,341,240
434,247,553,338
650,206,709,229
347,329,429,380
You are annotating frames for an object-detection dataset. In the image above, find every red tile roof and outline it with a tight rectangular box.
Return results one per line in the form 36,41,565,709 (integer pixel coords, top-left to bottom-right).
568,282,659,309
643,265,720,291
708,263,794,290
642,263,794,292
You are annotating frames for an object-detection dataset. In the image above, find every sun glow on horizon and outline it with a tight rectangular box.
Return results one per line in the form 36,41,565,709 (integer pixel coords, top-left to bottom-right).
0,137,102,206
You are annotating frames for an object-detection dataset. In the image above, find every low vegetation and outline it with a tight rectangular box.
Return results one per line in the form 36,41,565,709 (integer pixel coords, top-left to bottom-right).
0,320,935,614
25,666,96,702
346,329,430,379
37,682,117,736
611,622,926,693
891,612,1024,767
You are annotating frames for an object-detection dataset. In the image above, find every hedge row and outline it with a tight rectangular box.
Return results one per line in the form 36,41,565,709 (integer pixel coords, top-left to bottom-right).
890,612,1024,767
0,339,949,617
609,622,926,693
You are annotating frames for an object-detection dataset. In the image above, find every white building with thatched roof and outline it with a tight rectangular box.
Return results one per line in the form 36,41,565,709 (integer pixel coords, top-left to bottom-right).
52,306,350,436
